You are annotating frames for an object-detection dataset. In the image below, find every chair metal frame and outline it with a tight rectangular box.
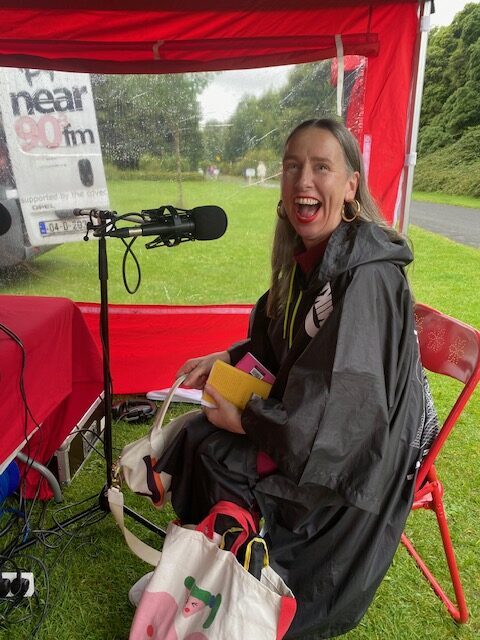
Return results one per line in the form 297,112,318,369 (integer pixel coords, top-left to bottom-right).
401,302,480,624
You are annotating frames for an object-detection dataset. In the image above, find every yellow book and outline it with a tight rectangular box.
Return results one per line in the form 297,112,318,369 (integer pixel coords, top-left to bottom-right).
202,359,272,410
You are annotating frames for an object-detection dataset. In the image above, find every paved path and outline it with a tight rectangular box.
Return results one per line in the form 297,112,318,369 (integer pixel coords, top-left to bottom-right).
409,201,480,249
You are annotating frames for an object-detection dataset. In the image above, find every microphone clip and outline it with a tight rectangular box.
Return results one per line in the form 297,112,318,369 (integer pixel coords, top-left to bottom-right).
83,210,119,241
144,205,194,249
91,208,117,220
144,235,188,249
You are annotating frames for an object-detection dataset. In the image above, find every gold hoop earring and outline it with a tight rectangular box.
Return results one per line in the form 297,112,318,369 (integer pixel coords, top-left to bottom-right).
276,200,287,219
341,199,361,223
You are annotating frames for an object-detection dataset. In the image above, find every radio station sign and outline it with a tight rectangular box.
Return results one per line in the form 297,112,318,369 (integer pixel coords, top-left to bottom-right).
0,68,109,245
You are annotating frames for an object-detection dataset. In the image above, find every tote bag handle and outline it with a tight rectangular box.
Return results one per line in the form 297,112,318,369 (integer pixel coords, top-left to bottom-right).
197,500,259,554
150,374,187,434
108,375,187,565
108,491,260,566
109,376,259,564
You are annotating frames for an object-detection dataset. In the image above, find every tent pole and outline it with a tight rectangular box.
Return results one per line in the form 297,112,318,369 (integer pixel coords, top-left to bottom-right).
397,0,432,235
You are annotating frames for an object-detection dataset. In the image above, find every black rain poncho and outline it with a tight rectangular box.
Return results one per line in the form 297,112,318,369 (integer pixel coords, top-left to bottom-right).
159,219,427,638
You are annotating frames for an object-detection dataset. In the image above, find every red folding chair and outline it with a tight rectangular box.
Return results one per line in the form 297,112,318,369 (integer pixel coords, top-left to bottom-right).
401,303,480,623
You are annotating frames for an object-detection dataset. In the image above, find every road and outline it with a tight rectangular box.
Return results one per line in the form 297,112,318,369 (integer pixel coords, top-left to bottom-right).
409,201,480,249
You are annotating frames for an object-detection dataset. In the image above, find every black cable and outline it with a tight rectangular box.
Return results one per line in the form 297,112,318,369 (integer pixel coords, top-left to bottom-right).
0,323,42,435
61,426,106,462
0,323,50,557
0,488,110,636
85,210,145,296
0,554,20,625
0,552,49,637
50,494,105,537
0,510,16,538
0,323,45,499
121,236,142,294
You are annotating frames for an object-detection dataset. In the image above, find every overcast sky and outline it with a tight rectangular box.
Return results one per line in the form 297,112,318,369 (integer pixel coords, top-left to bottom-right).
199,0,477,123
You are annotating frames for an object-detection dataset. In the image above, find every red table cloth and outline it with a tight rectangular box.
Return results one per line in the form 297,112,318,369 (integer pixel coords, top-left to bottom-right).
0,295,103,498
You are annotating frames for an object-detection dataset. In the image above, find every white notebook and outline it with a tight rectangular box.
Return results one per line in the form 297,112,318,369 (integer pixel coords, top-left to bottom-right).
146,387,203,404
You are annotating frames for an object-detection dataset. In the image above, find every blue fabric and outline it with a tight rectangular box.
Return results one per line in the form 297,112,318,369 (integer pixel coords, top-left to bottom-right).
0,460,20,504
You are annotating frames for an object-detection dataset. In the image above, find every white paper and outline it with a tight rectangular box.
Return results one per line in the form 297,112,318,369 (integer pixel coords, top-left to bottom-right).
146,387,203,404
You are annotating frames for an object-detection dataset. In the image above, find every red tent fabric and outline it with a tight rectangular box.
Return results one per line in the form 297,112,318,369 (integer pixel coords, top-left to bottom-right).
0,1,419,222
78,302,252,394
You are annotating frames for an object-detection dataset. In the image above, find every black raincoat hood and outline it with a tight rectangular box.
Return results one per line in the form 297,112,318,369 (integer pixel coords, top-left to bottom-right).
308,219,413,295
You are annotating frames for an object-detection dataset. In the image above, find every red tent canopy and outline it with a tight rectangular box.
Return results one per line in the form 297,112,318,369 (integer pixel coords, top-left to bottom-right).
1,0,421,221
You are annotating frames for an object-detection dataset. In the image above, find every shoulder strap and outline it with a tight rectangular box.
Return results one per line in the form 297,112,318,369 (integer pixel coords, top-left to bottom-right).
108,487,161,566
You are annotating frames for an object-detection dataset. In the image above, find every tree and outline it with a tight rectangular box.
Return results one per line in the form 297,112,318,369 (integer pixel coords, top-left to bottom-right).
419,3,480,145
277,61,336,134
420,28,459,128
155,74,207,203
202,120,229,167
443,80,479,136
223,61,336,165
92,73,207,173
223,95,276,162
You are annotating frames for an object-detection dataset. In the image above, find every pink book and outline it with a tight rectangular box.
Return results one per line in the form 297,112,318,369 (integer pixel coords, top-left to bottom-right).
235,352,276,384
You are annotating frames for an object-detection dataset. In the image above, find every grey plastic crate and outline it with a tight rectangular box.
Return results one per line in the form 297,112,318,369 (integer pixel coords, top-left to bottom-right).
49,393,104,485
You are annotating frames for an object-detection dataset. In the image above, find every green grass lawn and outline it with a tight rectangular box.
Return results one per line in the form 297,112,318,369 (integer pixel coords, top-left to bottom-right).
0,178,277,305
1,179,479,639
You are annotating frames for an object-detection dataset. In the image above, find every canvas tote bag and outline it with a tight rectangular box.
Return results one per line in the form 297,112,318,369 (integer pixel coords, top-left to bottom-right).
108,490,297,640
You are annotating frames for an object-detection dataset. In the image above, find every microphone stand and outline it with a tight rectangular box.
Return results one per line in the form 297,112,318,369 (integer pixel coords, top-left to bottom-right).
98,232,113,488
93,213,167,536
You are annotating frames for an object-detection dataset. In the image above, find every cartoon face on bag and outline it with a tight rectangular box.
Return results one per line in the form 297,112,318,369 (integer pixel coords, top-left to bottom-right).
137,576,222,640
183,576,222,627
141,592,208,640
183,593,205,618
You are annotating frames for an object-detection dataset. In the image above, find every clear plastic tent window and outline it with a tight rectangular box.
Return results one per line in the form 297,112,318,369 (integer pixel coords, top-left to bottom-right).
0,59,366,304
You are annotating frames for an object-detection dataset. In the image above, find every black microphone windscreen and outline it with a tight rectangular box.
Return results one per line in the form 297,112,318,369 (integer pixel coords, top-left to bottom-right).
192,206,227,240
0,204,12,237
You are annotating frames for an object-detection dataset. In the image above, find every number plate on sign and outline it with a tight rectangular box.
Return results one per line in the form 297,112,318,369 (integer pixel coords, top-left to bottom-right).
39,219,89,236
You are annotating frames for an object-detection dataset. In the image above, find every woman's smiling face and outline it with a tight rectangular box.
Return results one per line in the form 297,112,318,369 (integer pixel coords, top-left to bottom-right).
281,126,359,248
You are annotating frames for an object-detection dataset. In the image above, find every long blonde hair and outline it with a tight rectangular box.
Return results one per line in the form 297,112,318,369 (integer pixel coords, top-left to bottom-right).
267,118,401,317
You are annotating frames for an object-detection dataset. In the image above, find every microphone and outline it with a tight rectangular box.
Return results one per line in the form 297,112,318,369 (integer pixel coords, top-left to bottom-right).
103,205,227,243
0,204,12,237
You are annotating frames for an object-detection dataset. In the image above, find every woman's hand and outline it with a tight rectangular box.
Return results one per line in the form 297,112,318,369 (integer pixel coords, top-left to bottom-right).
176,350,230,389
202,384,245,435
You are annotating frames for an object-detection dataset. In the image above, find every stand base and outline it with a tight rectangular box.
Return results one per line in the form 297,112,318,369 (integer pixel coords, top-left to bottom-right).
6,485,165,556
4,491,106,555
